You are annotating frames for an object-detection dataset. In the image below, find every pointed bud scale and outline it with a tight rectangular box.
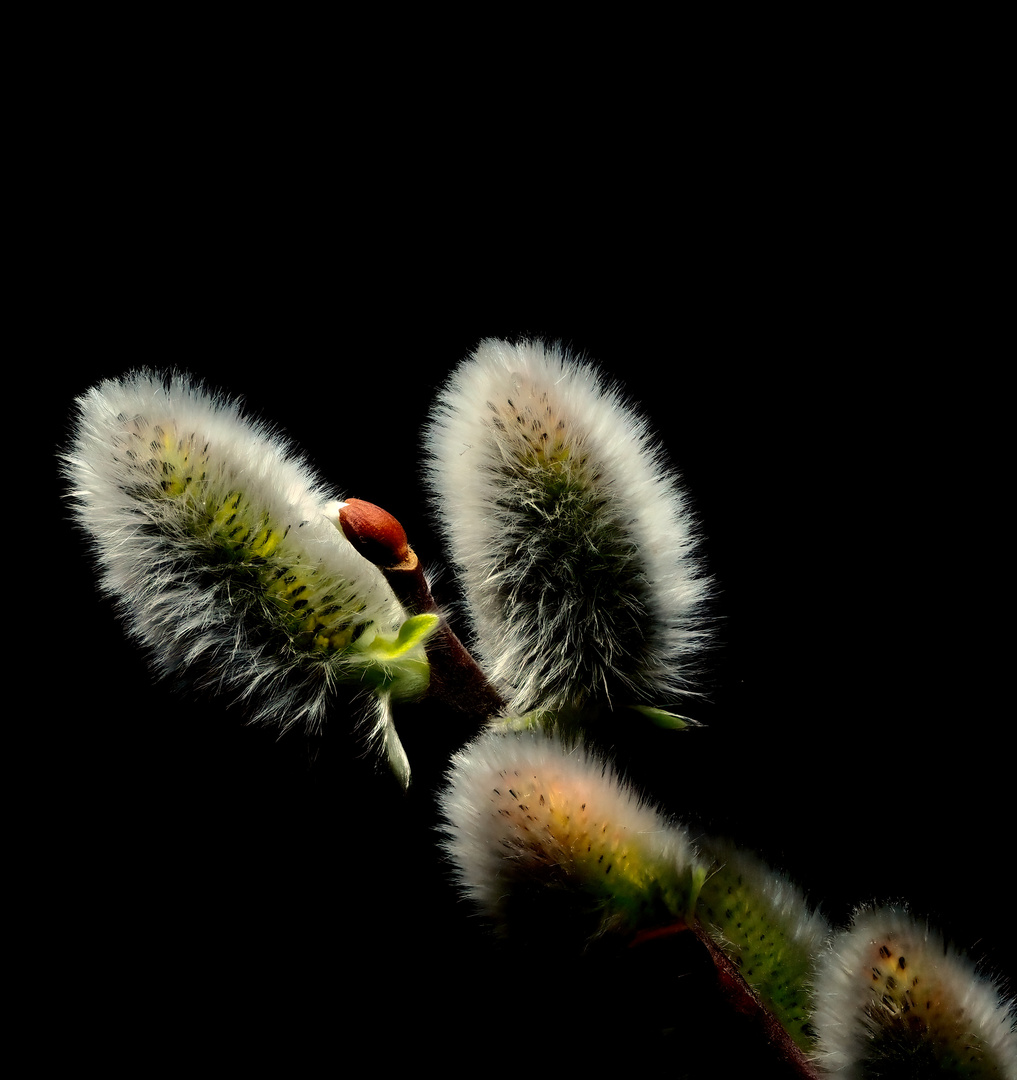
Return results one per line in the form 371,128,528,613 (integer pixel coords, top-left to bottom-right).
424,338,710,719
811,905,1017,1077
62,370,435,784
339,498,411,566
438,725,706,941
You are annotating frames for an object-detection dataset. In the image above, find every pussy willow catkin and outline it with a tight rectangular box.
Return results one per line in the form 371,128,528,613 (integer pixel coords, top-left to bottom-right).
438,725,706,940
695,837,830,1053
64,370,433,784
424,338,710,720
811,905,1016,1078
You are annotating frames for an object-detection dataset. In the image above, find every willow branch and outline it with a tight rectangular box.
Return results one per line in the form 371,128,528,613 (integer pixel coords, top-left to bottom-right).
338,498,506,721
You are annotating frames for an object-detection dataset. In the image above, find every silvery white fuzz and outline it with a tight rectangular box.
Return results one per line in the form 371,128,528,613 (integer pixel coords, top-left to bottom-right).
63,370,435,786
424,338,710,720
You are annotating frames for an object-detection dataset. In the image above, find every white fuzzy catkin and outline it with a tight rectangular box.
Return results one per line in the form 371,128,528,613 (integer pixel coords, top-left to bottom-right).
63,370,427,768
424,338,710,719
811,905,1017,1078
437,725,705,938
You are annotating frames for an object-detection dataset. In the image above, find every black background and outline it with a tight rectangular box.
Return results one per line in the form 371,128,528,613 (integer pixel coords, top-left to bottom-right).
47,295,1011,1070
31,69,1011,1068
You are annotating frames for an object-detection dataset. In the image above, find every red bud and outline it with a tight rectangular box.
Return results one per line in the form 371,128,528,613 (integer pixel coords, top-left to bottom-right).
339,498,410,566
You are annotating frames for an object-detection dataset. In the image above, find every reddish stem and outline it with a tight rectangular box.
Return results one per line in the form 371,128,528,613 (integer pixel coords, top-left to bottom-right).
630,920,822,1079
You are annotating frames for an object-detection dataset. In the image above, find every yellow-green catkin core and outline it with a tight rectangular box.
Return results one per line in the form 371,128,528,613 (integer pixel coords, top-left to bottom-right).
488,393,597,508
696,862,820,1052
489,391,572,464
142,423,372,655
858,938,1010,1079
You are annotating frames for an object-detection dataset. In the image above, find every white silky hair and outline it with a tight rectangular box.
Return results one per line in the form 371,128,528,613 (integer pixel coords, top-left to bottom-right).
811,904,1017,1077
423,338,711,718
63,369,410,735
437,724,701,922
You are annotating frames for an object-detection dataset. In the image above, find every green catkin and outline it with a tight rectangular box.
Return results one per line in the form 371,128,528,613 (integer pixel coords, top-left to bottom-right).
695,841,830,1053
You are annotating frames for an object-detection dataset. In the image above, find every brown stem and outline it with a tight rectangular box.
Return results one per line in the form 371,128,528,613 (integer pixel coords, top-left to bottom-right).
381,549,507,721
